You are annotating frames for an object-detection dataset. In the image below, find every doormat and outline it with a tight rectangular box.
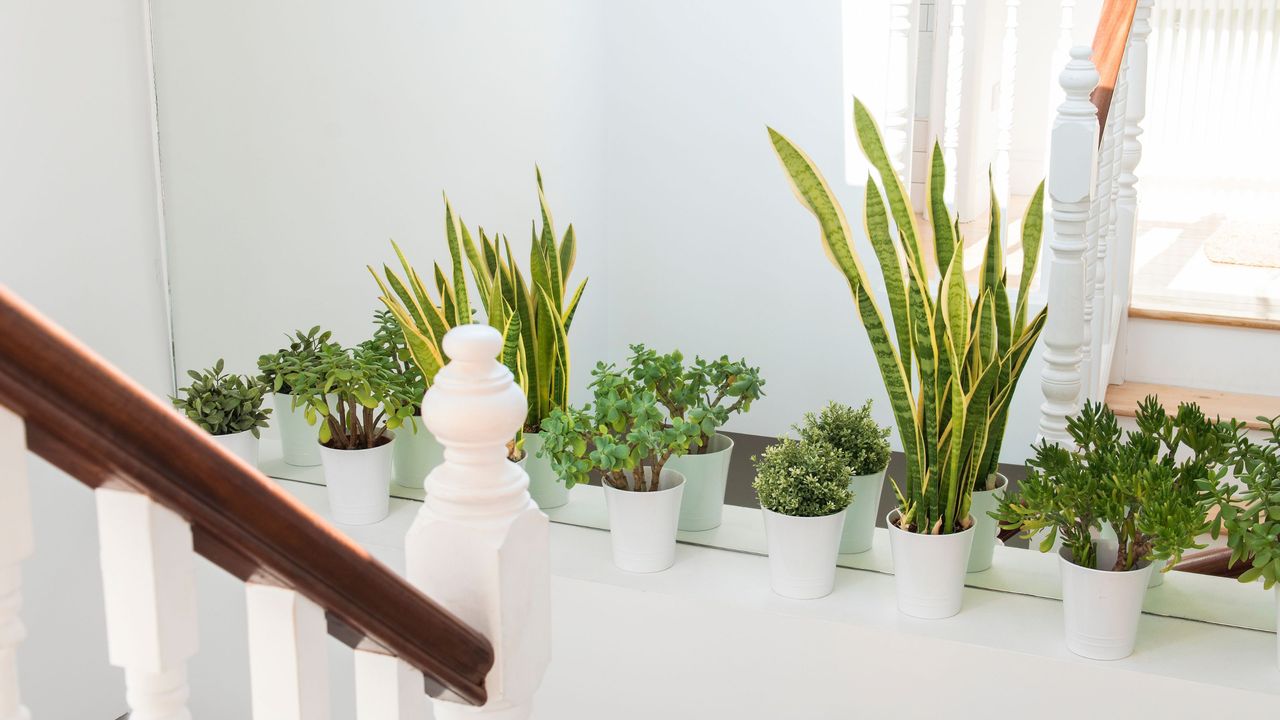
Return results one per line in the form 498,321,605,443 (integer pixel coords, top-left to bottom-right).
1203,218,1280,269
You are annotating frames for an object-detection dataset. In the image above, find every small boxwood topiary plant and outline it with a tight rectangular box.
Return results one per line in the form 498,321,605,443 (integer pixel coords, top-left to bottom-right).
257,326,339,396
171,359,271,437
795,400,891,477
752,438,853,518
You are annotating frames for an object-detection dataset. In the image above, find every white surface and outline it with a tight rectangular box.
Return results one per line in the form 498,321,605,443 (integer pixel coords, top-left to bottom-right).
320,441,394,526
762,507,845,599
602,472,685,573
1061,552,1154,661
354,652,426,720
209,429,260,469
246,584,330,720
1124,317,1280,397
0,407,33,720
887,514,976,618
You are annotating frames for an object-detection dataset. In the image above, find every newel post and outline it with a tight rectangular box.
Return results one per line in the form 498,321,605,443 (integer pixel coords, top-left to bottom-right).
406,324,550,720
1038,46,1099,446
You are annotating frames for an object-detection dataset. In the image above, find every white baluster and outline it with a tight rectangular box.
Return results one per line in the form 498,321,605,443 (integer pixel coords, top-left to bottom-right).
96,488,198,720
246,583,329,720
0,408,32,720
407,325,550,720
1039,47,1099,446
910,0,940,210
941,0,967,207
355,651,429,720
1095,48,1128,396
994,0,1021,210
885,0,916,182
1110,0,1154,386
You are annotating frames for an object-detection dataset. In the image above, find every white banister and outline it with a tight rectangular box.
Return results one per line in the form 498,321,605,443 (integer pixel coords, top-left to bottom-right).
0,408,32,720
941,0,967,207
246,583,330,720
408,324,550,720
96,488,198,720
1039,46,1099,445
354,651,428,720
994,0,1021,209
886,0,916,183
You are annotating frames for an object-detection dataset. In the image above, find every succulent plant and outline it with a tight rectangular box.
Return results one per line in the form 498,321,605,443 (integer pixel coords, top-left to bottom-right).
171,359,271,437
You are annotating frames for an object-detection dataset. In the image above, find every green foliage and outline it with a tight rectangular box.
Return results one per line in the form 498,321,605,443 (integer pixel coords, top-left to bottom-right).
538,362,702,492
1205,415,1280,588
256,326,339,395
995,398,1242,572
626,344,764,454
796,400,891,476
752,438,853,518
368,309,426,415
171,359,271,438
768,98,1047,535
289,340,416,451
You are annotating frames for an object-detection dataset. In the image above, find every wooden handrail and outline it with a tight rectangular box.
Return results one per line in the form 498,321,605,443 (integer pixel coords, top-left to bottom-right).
0,285,493,705
1172,547,1250,579
1090,0,1140,131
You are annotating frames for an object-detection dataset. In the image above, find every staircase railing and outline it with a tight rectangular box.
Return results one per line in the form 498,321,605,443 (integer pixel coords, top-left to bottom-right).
0,284,506,718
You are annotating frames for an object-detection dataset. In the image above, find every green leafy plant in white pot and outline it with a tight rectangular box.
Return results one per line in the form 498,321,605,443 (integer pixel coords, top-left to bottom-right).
540,361,701,573
753,437,853,599
629,344,764,531
367,308,437,488
996,398,1239,660
257,326,339,467
796,401,890,555
171,359,271,468
768,99,1047,618
291,341,414,525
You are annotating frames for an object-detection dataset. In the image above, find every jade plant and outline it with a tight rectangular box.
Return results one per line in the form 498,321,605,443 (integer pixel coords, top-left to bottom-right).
627,344,764,454
769,98,1047,534
753,438,853,518
1206,415,1280,587
171,359,271,437
368,309,426,414
256,326,339,396
796,401,891,476
995,398,1242,571
539,361,702,492
290,341,415,450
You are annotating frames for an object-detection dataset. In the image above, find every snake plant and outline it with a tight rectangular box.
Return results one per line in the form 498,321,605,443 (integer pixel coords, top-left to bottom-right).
768,98,1047,535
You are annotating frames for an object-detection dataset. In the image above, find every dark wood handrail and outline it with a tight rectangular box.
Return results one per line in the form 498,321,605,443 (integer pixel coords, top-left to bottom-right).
0,285,493,705
1172,547,1250,579
1091,0,1140,131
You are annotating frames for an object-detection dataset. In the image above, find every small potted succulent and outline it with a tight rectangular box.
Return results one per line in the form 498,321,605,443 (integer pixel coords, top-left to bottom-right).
291,341,414,525
366,309,438,489
996,398,1238,660
540,361,701,573
257,326,339,467
171,359,271,467
753,437,853,599
796,401,890,555
629,345,764,532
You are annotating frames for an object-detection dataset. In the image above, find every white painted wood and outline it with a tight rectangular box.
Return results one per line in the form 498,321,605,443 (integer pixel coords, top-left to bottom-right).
994,0,1020,210
354,651,429,720
885,0,915,182
95,488,198,720
0,408,32,720
245,583,329,720
407,325,550,720
941,0,967,207
1039,46,1099,445
910,0,941,210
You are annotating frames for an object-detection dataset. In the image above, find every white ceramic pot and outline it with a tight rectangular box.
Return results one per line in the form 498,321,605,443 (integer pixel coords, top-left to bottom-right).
601,468,685,573
763,507,847,599
392,415,445,489
274,392,321,467
524,432,569,509
966,473,1008,573
1058,546,1153,660
839,467,886,554
886,510,976,619
210,429,259,468
319,434,395,526
666,433,734,532
1275,585,1279,671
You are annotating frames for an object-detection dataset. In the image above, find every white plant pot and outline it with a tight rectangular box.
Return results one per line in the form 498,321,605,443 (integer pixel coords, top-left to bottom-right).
210,429,259,468
838,468,885,554
763,507,847,599
274,392,321,466
966,473,1008,573
391,415,445,489
1059,546,1153,660
601,468,685,573
1275,585,1279,671
319,434,394,526
886,510,976,619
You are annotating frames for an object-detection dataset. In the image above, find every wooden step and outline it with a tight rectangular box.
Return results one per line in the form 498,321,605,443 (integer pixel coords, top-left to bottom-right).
1129,306,1280,332
1105,382,1280,430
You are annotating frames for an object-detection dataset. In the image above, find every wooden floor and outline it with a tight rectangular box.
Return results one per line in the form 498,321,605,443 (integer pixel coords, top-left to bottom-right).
1105,381,1280,430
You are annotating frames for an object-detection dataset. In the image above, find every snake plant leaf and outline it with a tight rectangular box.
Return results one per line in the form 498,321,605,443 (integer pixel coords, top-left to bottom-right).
927,142,955,273
375,264,427,333
433,263,457,327
443,200,471,325
533,285,560,423
461,222,491,308
560,224,577,281
380,300,444,384
864,179,914,383
1015,180,1046,332
564,277,588,332
982,169,1003,294
941,243,969,367
853,97,927,284
536,183,565,304
411,267,450,346
479,228,500,277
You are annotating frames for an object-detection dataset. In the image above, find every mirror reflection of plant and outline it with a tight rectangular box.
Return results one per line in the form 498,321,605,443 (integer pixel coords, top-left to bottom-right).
752,438,853,517
1205,414,1280,587
256,326,339,396
995,398,1242,571
795,400,891,476
171,359,271,437
292,341,415,450
368,309,426,414
627,344,764,455
539,362,701,492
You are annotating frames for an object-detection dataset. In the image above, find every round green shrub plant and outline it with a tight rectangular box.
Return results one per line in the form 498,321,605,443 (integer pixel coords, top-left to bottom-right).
795,400,890,477
171,359,271,438
752,438,853,518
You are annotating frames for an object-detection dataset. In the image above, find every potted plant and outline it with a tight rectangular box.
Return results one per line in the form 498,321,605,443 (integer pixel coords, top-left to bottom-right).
753,437,853,598
257,326,338,467
627,344,764,531
540,361,701,573
291,341,413,525
171,359,271,467
366,309,440,489
768,99,1047,618
995,398,1238,660
796,401,890,555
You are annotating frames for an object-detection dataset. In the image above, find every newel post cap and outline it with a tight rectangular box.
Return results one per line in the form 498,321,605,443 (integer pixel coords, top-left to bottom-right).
421,324,526,451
